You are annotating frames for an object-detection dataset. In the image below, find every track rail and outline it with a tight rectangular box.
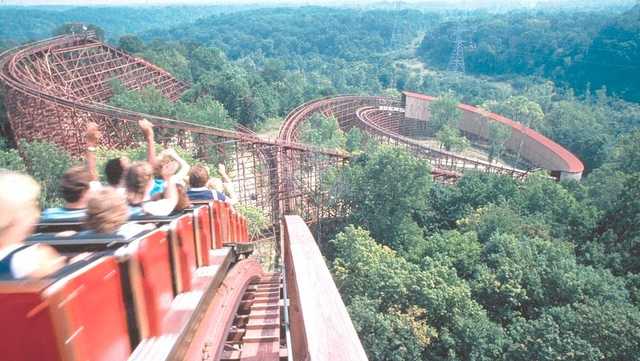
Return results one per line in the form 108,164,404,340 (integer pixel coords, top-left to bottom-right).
279,95,530,181
221,273,285,361
0,34,346,157
0,34,348,225
355,106,528,179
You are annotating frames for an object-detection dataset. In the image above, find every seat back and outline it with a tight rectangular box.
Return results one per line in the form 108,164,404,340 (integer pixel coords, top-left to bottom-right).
239,216,249,243
48,256,131,361
193,205,212,266
0,256,131,361
168,214,197,293
119,228,174,339
220,202,232,245
0,281,60,361
27,232,129,253
36,218,85,233
212,201,225,248
229,211,237,244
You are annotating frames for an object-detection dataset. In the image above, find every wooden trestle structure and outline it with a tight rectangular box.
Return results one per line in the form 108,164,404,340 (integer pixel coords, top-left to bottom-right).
0,34,584,361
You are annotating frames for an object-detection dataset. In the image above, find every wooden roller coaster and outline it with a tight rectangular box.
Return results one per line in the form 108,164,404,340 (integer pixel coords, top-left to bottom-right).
0,33,584,361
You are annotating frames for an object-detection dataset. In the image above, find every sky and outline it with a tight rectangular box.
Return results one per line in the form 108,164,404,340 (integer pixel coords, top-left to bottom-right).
0,0,634,6
0,0,635,9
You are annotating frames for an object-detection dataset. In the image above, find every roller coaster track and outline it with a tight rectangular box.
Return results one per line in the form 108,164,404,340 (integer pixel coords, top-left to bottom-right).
279,95,529,182
0,34,347,226
0,33,584,222
0,34,584,361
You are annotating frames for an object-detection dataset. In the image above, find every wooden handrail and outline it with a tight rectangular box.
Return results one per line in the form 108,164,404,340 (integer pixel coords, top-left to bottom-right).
282,215,368,361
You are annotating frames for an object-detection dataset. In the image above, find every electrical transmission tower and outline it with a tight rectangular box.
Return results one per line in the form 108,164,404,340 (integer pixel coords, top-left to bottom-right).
447,1,476,74
447,26,467,73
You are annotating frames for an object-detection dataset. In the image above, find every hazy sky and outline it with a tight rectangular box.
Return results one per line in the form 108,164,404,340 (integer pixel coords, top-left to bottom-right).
0,0,635,9
1,0,633,5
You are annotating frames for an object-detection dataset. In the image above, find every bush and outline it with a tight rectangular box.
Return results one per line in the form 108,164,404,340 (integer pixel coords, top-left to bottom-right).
235,203,270,240
21,141,74,208
0,147,26,172
300,113,346,150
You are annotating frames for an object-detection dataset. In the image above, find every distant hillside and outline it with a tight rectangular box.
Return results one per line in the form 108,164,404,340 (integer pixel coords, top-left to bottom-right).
417,10,612,80
0,5,253,42
414,6,640,102
140,7,436,62
571,4,640,101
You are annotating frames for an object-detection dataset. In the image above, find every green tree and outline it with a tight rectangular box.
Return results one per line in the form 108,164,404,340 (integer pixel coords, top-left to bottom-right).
507,302,640,361
331,225,422,310
348,296,434,361
198,67,255,125
345,127,364,153
118,35,144,54
21,141,73,208
594,173,640,275
332,147,431,254
428,92,462,132
416,230,482,278
470,232,628,323
235,204,270,240
141,44,192,82
174,96,232,129
546,101,610,171
484,96,545,132
190,47,228,81
0,147,26,172
300,113,346,150
513,173,598,241
109,85,175,118
487,121,511,163
435,125,469,152
608,129,640,174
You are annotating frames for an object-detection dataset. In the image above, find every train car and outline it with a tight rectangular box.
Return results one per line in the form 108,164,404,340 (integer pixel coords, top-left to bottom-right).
0,200,282,361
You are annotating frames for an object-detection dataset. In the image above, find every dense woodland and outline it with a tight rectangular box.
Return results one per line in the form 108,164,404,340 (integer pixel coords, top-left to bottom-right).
418,6,640,102
1,4,640,360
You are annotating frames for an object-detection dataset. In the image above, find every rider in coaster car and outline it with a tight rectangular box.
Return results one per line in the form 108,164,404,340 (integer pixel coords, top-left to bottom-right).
86,187,155,238
125,160,180,217
0,171,66,280
187,163,236,204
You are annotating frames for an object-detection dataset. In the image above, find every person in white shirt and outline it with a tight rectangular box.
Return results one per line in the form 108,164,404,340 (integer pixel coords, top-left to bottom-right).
125,161,179,217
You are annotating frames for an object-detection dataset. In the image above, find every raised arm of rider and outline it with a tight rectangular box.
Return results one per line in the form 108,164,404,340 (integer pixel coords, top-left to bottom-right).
85,122,100,182
139,118,156,166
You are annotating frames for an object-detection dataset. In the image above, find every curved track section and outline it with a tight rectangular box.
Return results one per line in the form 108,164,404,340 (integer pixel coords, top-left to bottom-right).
280,92,584,181
0,33,584,218
402,91,584,180
0,34,348,225
279,95,525,181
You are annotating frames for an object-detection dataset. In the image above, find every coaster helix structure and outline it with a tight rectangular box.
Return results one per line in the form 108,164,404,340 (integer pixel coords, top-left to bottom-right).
279,94,584,183
0,34,584,361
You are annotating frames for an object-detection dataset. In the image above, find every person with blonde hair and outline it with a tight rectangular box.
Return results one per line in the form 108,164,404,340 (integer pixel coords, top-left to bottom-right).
0,171,65,279
150,148,191,196
125,160,179,216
